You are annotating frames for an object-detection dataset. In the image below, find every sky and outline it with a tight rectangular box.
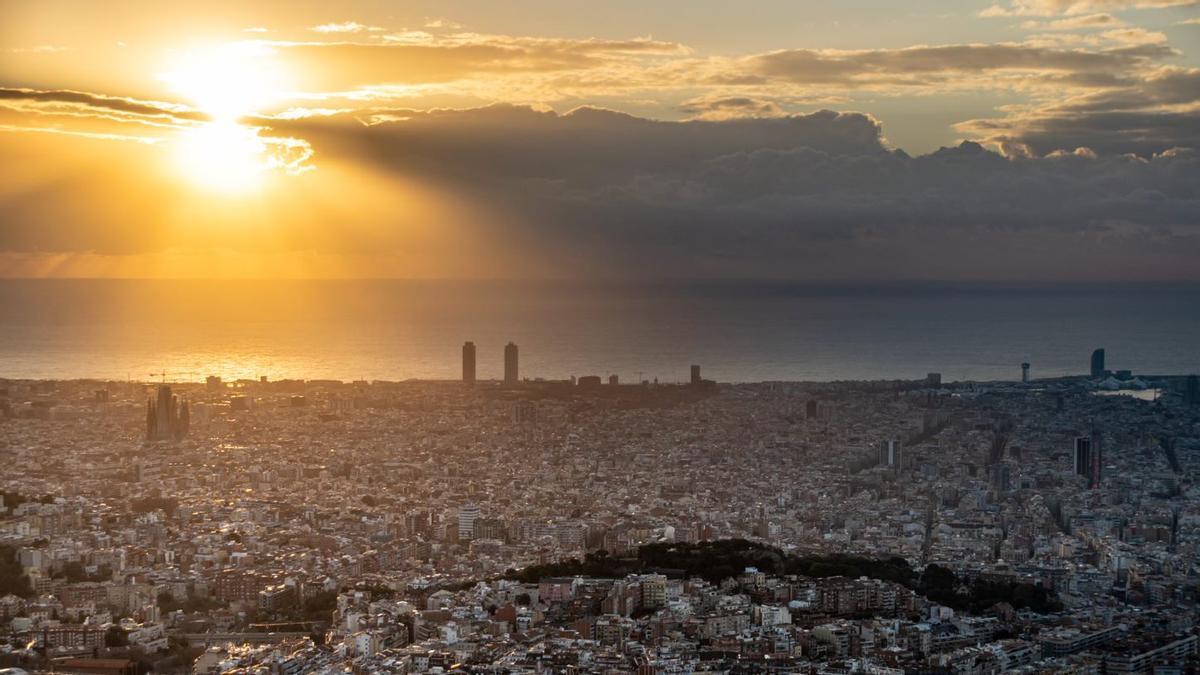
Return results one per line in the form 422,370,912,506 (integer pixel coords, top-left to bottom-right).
1,0,1199,280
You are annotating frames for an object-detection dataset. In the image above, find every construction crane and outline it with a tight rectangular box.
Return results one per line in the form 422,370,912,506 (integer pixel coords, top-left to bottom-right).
248,620,322,629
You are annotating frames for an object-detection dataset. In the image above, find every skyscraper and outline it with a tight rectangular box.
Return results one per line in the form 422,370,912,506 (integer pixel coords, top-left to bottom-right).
462,341,476,385
690,365,701,385
1090,348,1106,378
1021,362,1030,383
504,342,519,384
989,462,1012,493
1185,375,1199,406
1073,436,1091,478
458,503,481,541
879,439,901,469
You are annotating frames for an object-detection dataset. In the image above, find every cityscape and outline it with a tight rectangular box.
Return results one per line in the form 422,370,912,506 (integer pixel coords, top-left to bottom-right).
4,0,1200,673
2,341,1200,673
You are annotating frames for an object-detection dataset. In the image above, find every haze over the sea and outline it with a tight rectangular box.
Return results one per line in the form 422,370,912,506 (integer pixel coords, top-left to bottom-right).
2,279,1197,384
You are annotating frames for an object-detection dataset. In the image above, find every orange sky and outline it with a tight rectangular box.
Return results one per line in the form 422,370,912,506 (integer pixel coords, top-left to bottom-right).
2,0,1199,280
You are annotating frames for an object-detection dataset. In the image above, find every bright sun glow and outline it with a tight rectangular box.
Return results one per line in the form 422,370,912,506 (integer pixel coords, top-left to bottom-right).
160,42,290,120
159,43,292,192
172,121,268,193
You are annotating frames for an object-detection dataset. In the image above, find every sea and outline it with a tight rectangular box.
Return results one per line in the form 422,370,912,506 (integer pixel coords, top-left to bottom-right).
0,279,1197,384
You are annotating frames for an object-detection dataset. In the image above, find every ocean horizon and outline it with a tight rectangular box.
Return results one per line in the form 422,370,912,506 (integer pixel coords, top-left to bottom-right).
2,278,1198,384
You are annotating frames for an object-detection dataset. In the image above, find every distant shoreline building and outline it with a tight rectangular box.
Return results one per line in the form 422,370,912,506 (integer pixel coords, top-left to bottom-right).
504,342,519,384
1090,348,1106,378
462,341,476,385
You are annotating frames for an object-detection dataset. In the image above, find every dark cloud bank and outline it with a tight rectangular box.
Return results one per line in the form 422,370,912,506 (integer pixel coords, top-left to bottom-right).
272,105,1200,279
2,99,1198,279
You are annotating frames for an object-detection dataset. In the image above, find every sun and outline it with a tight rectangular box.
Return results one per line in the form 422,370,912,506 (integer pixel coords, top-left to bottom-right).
172,121,268,193
159,43,293,192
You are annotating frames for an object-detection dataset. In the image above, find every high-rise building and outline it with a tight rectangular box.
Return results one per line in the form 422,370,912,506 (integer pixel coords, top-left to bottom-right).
879,439,901,468
1090,348,1106,378
806,400,819,419
1089,431,1103,488
504,342,519,384
608,374,619,385
458,503,481,540
1185,375,1199,406
926,372,942,387
1021,363,1030,383
989,462,1012,493
178,400,190,437
1073,436,1091,478
462,341,476,385
690,365,701,385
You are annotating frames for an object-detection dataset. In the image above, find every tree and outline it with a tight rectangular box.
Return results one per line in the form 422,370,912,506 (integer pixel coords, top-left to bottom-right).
104,625,128,647
0,545,32,598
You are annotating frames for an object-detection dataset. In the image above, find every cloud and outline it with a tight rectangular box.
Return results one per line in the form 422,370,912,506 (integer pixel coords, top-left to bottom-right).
678,95,785,119
7,104,1195,279
424,18,464,30
255,34,689,95
310,21,385,34
5,45,71,54
255,107,1200,278
981,0,1197,17
253,33,1178,116
0,87,206,123
957,67,1200,156
1020,12,1126,29
740,42,1172,89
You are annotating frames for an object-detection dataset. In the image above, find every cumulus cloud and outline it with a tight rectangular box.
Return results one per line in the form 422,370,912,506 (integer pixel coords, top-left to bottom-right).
2,14,1198,279
327,107,1200,278
957,66,1200,156
245,107,1200,277
6,105,1195,279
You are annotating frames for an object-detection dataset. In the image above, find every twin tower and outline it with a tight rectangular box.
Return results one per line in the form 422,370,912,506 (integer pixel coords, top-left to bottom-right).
462,341,518,385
